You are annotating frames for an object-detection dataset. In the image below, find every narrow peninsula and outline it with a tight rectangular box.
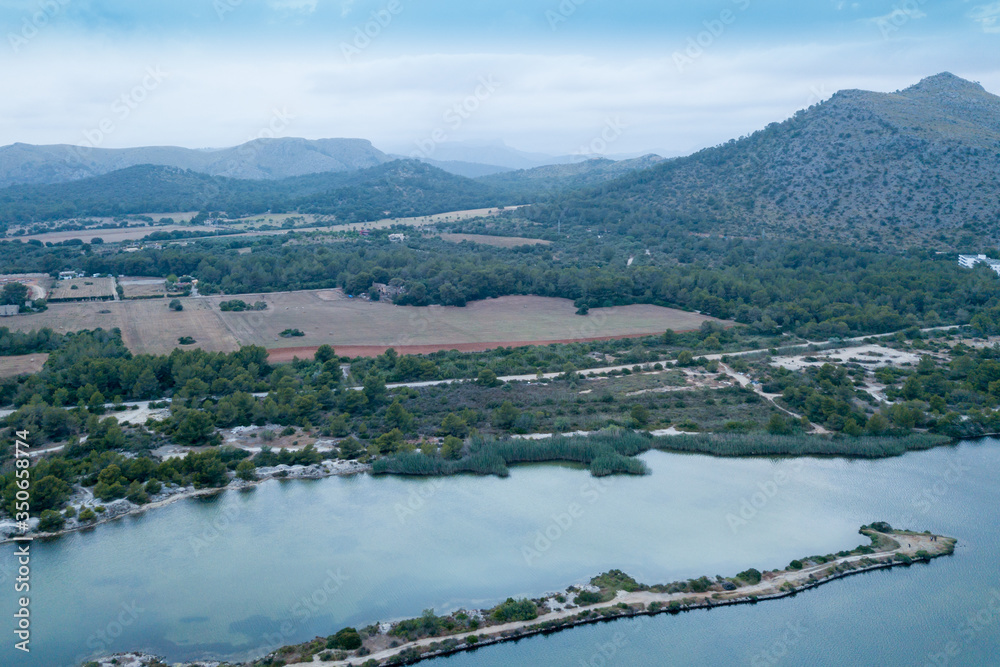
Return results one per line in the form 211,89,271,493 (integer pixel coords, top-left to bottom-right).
88,523,957,667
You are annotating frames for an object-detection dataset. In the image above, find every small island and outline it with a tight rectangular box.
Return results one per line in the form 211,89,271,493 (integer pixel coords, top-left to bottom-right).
88,523,956,667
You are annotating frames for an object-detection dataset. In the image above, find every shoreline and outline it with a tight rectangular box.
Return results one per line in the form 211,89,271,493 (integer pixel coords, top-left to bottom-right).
7,432,988,544
0,460,371,545
275,527,956,667
93,526,955,667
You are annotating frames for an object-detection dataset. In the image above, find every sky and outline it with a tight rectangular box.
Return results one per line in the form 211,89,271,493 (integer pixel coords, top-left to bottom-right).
0,0,998,158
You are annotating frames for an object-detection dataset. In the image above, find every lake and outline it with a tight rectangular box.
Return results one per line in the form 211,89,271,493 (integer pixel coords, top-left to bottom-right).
2,440,998,666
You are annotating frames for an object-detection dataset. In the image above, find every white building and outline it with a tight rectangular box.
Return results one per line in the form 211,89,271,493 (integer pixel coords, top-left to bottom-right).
388,233,406,243
958,254,1000,275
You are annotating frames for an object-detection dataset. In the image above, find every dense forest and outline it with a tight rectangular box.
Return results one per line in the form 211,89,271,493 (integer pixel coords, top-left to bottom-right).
0,160,510,225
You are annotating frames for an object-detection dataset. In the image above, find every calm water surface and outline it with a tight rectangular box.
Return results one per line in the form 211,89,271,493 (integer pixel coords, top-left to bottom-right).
2,440,997,666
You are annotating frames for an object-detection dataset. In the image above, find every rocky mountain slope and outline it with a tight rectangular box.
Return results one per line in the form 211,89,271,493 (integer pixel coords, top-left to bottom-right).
532,73,1000,249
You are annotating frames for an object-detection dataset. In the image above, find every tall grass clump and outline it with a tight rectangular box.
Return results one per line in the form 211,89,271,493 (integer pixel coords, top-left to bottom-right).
374,430,651,478
654,433,950,458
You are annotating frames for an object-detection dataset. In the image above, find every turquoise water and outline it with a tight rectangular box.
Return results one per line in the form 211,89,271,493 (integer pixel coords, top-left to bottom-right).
2,441,998,666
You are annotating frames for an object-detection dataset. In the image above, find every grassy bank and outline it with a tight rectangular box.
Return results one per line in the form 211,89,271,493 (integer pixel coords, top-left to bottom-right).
372,430,953,478
655,432,952,458
372,431,650,477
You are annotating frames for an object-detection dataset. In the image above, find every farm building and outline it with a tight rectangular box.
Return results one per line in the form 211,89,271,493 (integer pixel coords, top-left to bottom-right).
958,254,1000,275
0,305,19,317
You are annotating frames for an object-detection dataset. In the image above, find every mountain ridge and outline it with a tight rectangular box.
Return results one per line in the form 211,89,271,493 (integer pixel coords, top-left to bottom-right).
527,72,1000,250
0,137,393,187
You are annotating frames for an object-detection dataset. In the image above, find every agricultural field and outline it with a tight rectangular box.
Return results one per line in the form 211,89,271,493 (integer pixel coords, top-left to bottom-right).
47,277,116,301
213,291,725,359
15,224,196,244
118,277,168,299
0,290,723,358
0,353,48,378
438,233,551,248
1,299,239,355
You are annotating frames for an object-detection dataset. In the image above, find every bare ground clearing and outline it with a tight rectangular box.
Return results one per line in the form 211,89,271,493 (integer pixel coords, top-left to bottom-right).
0,354,48,378
770,344,921,371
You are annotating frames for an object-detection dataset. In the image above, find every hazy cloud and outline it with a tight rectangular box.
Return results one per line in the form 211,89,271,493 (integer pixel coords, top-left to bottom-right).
268,0,319,13
970,2,1000,33
1,42,996,158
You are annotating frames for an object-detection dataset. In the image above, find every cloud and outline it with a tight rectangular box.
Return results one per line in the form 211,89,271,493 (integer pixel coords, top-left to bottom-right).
970,2,1000,33
0,36,997,157
268,0,319,13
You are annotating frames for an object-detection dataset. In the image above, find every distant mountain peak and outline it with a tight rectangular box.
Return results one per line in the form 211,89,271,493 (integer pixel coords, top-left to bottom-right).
904,72,987,95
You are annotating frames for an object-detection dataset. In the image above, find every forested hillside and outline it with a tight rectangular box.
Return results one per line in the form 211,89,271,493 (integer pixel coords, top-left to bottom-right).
528,73,1000,250
478,154,665,196
0,160,507,224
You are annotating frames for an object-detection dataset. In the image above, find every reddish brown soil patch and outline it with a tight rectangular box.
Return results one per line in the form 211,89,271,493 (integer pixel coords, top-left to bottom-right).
266,330,700,362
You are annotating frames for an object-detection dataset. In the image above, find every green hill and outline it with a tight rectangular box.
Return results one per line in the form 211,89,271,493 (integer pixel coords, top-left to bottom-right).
528,73,1000,250
0,160,507,225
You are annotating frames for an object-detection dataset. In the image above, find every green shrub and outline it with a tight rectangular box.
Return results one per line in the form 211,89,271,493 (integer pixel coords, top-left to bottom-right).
38,509,65,532
490,598,538,622
326,627,362,651
573,591,604,606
